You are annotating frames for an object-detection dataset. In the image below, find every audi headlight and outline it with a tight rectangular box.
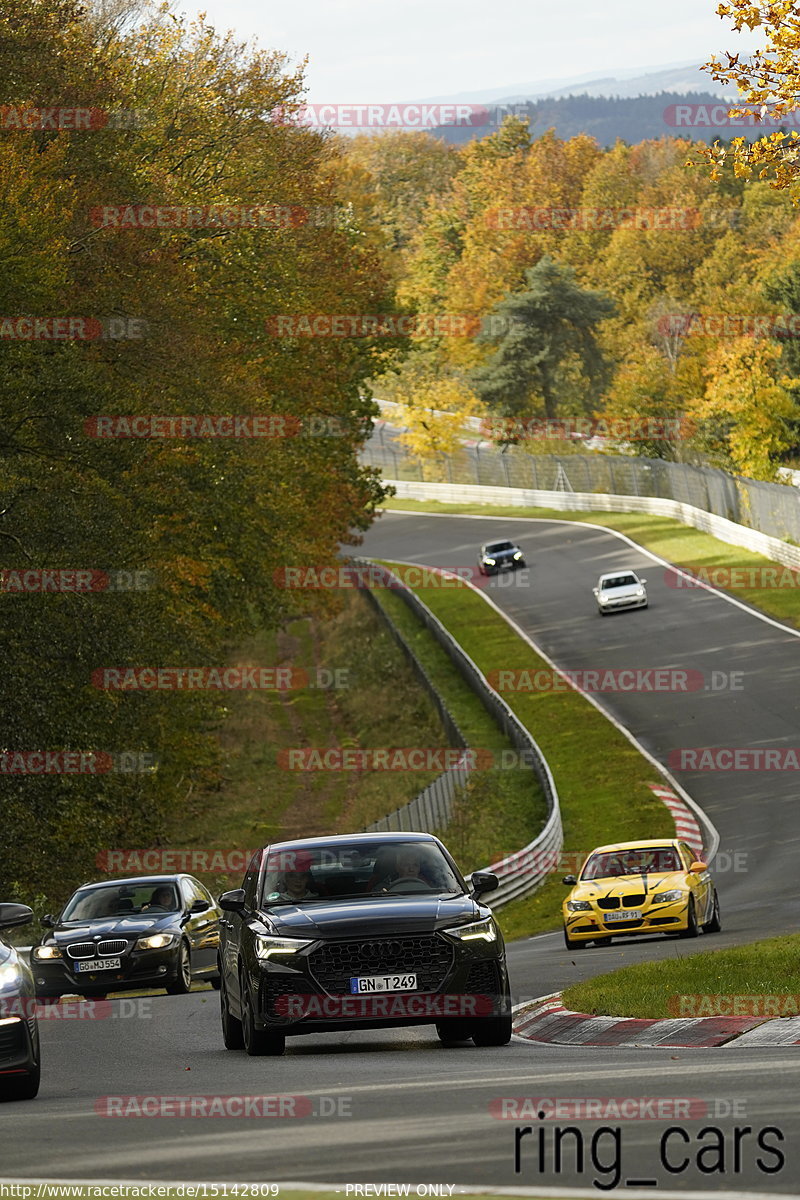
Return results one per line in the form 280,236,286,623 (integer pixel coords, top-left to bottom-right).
32,944,62,961
136,933,178,950
513,551,523,560
254,935,314,961
0,962,21,992
443,917,497,942
566,900,592,912
484,558,495,566
652,889,684,904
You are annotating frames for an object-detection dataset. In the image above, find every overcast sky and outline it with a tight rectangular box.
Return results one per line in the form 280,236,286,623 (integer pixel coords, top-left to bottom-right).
170,0,761,102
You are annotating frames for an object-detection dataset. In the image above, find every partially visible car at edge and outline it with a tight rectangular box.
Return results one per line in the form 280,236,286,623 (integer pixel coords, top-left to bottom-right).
562,839,721,949
477,539,526,576
0,902,40,1101
218,832,512,1056
593,569,647,614
31,875,222,999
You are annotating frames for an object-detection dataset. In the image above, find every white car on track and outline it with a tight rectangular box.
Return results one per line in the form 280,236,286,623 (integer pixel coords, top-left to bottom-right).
593,569,648,615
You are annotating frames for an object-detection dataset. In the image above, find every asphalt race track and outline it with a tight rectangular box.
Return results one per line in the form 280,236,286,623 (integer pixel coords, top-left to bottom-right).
6,510,800,1194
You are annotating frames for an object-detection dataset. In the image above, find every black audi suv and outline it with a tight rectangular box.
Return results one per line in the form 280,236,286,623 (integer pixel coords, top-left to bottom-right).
0,902,40,1101
218,832,512,1056
477,540,526,576
31,875,221,998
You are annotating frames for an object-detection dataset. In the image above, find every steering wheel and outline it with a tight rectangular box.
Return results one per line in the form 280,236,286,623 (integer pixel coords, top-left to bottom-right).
384,877,430,893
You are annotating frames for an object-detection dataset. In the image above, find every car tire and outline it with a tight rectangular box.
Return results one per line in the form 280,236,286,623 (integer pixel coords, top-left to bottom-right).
220,972,244,1050
598,608,606,616
435,1018,473,1045
563,927,585,950
592,938,612,947
679,897,699,939
240,968,285,1056
209,974,222,990
702,891,722,933
165,941,192,994
0,1059,40,1102
472,1013,512,1046
516,560,527,570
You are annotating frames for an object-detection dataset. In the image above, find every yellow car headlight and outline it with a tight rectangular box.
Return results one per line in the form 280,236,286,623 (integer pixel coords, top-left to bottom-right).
652,889,684,904
566,900,592,912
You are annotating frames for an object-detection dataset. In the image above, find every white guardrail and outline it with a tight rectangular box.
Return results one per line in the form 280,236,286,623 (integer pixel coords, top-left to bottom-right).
386,479,800,571
360,560,564,910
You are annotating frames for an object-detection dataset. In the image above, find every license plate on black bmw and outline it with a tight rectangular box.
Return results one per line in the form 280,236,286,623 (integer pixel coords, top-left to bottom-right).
350,973,417,993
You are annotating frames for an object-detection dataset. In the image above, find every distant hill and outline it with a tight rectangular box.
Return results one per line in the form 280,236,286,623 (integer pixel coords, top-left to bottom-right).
432,91,761,148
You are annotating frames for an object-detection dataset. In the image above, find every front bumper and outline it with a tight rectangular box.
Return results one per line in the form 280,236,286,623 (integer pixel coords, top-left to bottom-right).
564,898,689,942
0,1012,38,1075
245,941,510,1035
597,595,647,612
32,947,181,996
481,559,524,575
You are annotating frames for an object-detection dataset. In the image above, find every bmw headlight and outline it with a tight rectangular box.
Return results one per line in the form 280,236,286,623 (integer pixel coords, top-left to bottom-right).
254,935,314,961
652,889,684,904
32,944,62,961
443,917,497,942
566,900,592,912
136,933,179,950
0,962,21,992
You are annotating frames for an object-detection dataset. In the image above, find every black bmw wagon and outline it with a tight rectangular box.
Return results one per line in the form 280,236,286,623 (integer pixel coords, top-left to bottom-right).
218,832,512,1055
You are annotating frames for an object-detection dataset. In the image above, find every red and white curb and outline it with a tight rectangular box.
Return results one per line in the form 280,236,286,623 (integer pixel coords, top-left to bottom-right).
648,783,704,858
512,996,797,1048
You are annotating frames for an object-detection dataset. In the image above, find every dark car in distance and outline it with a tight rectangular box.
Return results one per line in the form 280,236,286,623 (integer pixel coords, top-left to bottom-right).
477,540,526,576
0,902,40,1101
31,875,221,999
218,833,512,1056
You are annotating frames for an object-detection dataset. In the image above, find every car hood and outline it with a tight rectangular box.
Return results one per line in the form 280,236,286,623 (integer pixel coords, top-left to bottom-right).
484,548,517,559
259,894,483,937
44,914,178,944
569,872,687,901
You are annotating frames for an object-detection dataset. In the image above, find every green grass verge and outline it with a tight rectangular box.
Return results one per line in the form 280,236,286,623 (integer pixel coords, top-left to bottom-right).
561,933,800,1019
381,499,800,630
370,586,548,878
377,561,673,943
150,593,450,897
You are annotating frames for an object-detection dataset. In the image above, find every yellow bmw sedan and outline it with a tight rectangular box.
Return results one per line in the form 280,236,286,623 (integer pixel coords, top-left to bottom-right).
562,839,720,949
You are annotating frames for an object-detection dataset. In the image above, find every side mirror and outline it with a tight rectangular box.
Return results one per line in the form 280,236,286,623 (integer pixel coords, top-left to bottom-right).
40,914,56,928
189,898,211,914
0,903,34,931
471,871,499,899
218,888,246,913
562,875,577,886
689,861,708,873
592,588,598,595
640,578,647,585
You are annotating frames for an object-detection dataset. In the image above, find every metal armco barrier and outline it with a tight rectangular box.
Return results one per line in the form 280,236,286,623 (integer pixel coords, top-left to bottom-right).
356,560,563,909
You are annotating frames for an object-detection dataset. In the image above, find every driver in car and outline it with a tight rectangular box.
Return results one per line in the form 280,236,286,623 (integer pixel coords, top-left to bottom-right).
379,848,432,890
276,868,319,901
